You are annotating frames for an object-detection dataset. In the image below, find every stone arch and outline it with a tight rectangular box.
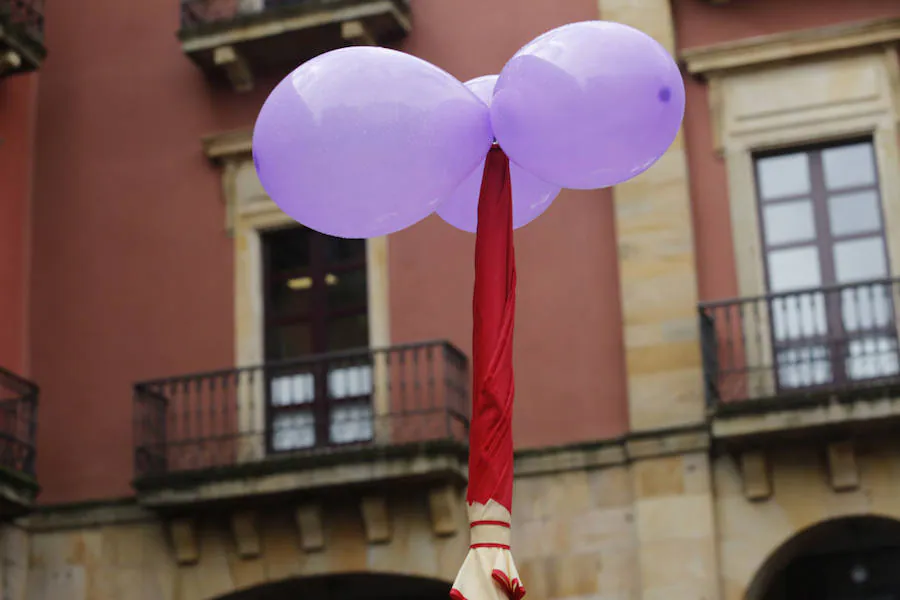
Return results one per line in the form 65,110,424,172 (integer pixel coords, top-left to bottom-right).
745,515,900,600
214,572,452,600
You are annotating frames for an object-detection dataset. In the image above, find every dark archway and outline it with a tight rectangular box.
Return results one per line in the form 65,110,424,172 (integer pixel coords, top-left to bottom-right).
747,516,900,600
216,573,452,600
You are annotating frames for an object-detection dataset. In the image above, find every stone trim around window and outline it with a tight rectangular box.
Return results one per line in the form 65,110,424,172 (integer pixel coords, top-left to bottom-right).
202,129,392,448
697,44,900,399
681,17,900,76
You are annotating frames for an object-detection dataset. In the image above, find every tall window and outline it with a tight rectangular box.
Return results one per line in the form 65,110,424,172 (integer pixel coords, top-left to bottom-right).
754,139,898,390
262,227,372,452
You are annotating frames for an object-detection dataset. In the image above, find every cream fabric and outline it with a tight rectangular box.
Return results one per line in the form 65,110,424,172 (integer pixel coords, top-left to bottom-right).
450,500,525,600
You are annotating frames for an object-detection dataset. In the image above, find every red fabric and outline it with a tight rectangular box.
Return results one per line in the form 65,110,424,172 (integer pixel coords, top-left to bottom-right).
448,572,526,600
467,147,516,511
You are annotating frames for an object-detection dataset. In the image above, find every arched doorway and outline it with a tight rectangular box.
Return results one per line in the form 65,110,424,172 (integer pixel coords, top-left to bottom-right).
216,573,451,600
747,516,900,600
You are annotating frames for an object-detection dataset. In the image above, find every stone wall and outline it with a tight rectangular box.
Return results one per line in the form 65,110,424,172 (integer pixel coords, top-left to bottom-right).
513,466,638,599
715,438,900,600
11,437,900,600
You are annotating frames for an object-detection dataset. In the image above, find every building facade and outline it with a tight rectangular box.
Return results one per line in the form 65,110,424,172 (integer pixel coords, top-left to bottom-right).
0,0,899,598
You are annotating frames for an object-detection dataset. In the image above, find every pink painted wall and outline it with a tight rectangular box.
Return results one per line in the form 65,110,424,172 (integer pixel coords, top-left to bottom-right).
0,75,37,376
31,0,629,503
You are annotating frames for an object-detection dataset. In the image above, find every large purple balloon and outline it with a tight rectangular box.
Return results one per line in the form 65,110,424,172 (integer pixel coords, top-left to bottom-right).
436,75,561,234
253,47,493,239
491,21,685,190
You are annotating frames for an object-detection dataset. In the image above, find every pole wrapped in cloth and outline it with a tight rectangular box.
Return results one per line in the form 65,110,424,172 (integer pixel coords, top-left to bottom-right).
450,147,525,600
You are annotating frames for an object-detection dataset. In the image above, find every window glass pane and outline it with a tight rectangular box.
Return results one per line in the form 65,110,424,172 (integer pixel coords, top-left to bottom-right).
268,277,311,318
828,190,881,236
767,246,821,292
327,315,368,351
756,153,811,200
328,365,373,399
270,373,315,406
272,410,315,450
842,283,894,332
327,238,366,264
326,268,367,310
770,292,827,341
833,237,887,284
266,322,313,361
330,401,373,444
846,336,900,381
762,200,816,246
264,227,311,272
776,346,832,388
821,142,876,191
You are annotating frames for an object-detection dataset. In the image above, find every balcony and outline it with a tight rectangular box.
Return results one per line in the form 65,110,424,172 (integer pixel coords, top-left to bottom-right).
0,367,38,515
0,0,45,76
178,0,411,92
132,340,469,510
700,278,900,445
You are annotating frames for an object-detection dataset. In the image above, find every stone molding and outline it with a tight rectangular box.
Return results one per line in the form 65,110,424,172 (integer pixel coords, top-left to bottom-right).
682,17,900,76
514,424,710,477
199,128,393,440
202,128,252,163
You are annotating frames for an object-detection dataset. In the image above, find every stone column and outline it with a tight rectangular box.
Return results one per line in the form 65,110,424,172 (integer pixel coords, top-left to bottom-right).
594,2,721,600
597,0,703,433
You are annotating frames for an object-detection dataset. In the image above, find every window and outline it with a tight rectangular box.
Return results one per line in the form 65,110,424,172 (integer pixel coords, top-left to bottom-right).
754,139,899,390
262,227,372,452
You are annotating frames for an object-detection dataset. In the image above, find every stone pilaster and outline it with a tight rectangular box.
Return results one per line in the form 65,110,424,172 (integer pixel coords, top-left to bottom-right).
595,3,720,600
597,0,704,432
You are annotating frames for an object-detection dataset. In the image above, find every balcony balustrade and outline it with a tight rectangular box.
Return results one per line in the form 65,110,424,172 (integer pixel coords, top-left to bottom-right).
178,0,410,91
699,278,900,441
0,0,45,75
0,366,38,515
133,340,469,508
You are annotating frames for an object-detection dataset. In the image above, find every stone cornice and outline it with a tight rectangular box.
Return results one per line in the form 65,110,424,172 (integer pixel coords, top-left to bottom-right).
514,423,709,477
682,17,900,76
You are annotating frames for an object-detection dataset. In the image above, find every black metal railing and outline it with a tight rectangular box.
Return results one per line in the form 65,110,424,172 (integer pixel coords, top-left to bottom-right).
700,277,900,409
0,0,45,43
179,0,401,32
133,340,469,479
0,367,38,478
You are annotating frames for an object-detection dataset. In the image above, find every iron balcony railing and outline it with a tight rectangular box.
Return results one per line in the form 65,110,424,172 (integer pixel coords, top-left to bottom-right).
0,367,38,478
700,277,900,409
0,0,45,43
133,340,469,480
180,0,405,32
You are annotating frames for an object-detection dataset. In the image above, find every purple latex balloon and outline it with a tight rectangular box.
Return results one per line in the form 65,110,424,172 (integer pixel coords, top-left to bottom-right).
491,21,686,190
253,47,493,239
436,75,561,234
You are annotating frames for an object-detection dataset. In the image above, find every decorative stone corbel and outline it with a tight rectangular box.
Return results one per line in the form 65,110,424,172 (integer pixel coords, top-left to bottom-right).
827,441,860,492
168,518,200,565
295,504,325,552
428,485,462,537
213,45,254,93
230,510,261,559
0,50,21,75
740,450,772,501
360,496,391,544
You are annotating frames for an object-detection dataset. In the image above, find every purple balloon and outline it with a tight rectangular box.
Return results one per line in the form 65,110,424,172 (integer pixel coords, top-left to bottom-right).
491,21,686,190
436,75,561,234
253,47,493,239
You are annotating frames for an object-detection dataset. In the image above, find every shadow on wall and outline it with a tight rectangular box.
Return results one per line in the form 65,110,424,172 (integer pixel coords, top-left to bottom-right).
216,573,452,600
747,515,900,600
